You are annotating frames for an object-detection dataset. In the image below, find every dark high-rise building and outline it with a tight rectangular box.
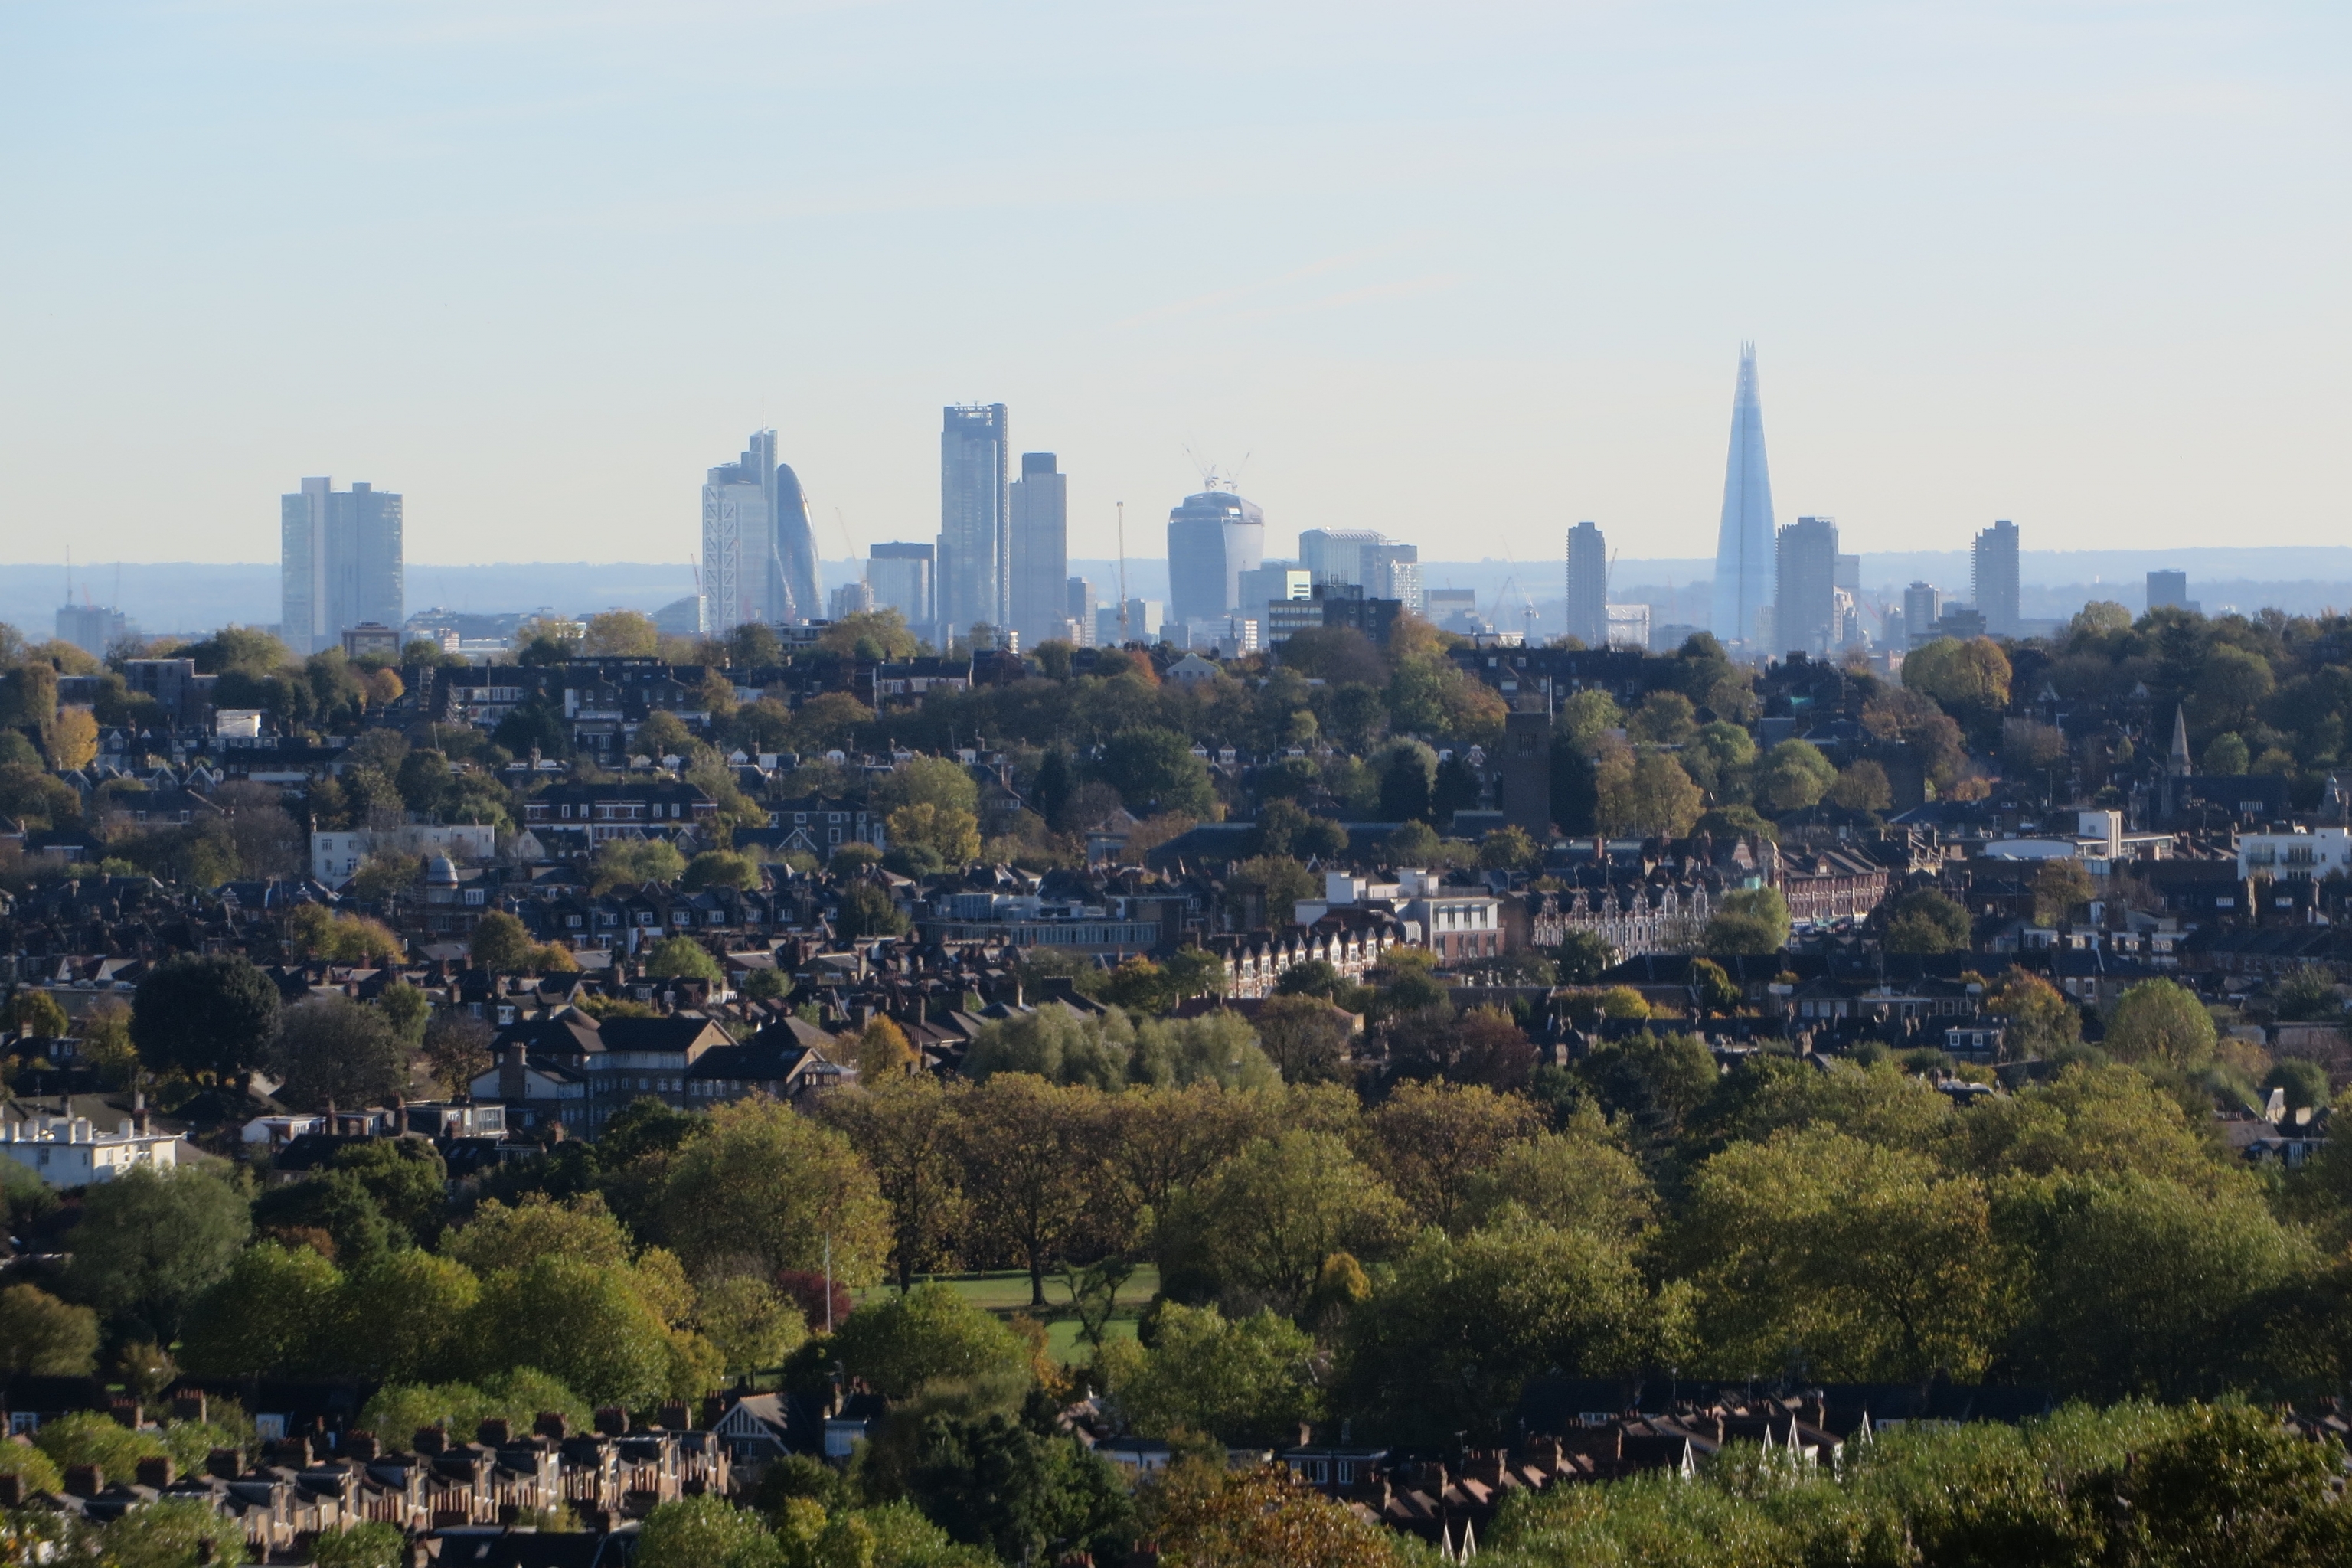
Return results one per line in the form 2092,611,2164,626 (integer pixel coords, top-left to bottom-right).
939,404,1010,635
1710,344,1777,646
282,477,403,655
2148,569,2197,613
1166,487,1266,627
1774,515,1840,657
1009,452,1068,649
1971,519,2020,637
1564,520,1607,647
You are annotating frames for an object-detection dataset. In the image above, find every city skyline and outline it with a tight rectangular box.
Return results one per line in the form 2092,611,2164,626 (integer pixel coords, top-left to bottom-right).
2,5,2344,570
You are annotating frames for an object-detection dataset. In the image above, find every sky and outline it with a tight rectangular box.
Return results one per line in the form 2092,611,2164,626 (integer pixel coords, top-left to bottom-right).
1,0,2347,572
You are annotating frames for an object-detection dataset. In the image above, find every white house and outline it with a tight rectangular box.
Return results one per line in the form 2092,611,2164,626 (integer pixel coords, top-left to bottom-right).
312,823,498,884
2,1116,178,1186
2239,827,2352,882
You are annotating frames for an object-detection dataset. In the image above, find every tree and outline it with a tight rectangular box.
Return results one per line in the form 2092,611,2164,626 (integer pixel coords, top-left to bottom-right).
1336,1220,1672,1446
1183,1131,1406,1312
87,1499,249,1568
1553,929,1618,985
885,803,982,865
873,755,980,817
818,608,921,661
1984,968,2080,1059
443,1193,635,1274
590,837,688,890
834,1280,1030,1398
469,910,539,972
965,1005,1129,1089
0,1284,97,1375
634,1494,785,1568
837,882,910,938
1596,751,1703,839
644,936,723,982
270,996,409,1112
1576,1031,1717,1146
5,988,68,1040
251,1170,397,1274
1828,760,1892,812
682,849,761,892
421,1012,495,1098
694,1276,805,1379
1142,1462,1405,1568
847,1016,916,1080
1459,1118,1658,1241
1111,1303,1320,1446
582,610,660,657
1675,1129,2004,1382
1377,742,1435,822
131,952,280,1080
1704,885,1791,953
470,1254,678,1406
179,1241,345,1377
1158,947,1228,1006
1363,1082,1543,1230
1756,739,1838,813
1904,635,2013,711
335,1139,449,1245
818,1076,966,1291
47,706,96,770
313,1521,410,1568
375,980,429,1044
1687,957,1742,1016
1097,727,1215,818
341,1250,481,1383
955,1075,1109,1306
1253,995,1357,1084
2105,978,2218,1072
2031,858,2095,925
1478,825,1539,871
1227,855,1316,926
2203,730,2252,776
64,1167,250,1340
660,1098,890,1283
1883,887,1971,953
1129,1011,1277,1091
906,1413,1132,1567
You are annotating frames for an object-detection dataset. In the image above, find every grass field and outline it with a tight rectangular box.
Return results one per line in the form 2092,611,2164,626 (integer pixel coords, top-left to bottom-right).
851,1266,1159,1364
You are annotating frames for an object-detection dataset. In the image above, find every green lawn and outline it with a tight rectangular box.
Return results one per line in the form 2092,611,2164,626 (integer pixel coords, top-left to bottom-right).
851,1266,1158,1364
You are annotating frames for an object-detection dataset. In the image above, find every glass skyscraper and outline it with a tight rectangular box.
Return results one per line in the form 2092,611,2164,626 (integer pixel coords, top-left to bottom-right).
939,403,1010,636
1710,344,1777,648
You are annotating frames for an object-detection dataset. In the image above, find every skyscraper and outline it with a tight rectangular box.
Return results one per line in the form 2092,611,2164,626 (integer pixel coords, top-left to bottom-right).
1564,520,1607,647
772,461,822,626
1009,452,1068,649
1774,515,1840,657
868,543,936,630
281,477,403,655
2148,569,2197,613
1710,345,1776,647
1903,582,1945,646
939,404,1010,635
701,431,822,635
55,603,127,660
703,433,776,636
1971,519,2020,637
1167,487,1267,626
1298,528,1417,608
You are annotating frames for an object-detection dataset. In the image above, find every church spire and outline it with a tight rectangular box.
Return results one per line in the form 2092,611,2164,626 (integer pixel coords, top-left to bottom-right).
2168,704,2193,776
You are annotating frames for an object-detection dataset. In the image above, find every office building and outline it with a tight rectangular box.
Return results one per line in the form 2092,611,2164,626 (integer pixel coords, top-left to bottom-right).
55,603,128,661
1067,577,1098,647
2148,570,2199,614
1903,582,1944,637
939,403,1010,635
1240,562,1311,614
1836,554,1860,597
1319,583,1402,648
1710,345,1777,647
1298,529,1420,612
868,543,935,630
1971,520,2020,637
1774,516,1841,657
1009,452,1068,650
1564,521,1607,647
1167,487,1267,626
1604,603,1651,650
828,581,875,619
703,431,822,633
282,477,403,655
1426,587,1481,635
1097,599,1164,646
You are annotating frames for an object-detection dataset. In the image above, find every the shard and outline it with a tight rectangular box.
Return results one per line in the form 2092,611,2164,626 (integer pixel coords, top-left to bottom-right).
1710,344,1777,648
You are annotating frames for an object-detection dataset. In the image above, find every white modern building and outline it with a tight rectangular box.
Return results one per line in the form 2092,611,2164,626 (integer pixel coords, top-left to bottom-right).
3,1116,180,1187
2239,828,2352,882
312,823,498,885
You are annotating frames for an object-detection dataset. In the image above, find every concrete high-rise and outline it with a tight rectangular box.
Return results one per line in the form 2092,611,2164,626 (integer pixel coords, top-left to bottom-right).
1168,488,1267,626
1903,582,1944,641
1009,452,1068,649
868,543,936,630
701,431,822,634
939,403,1010,636
2148,569,2198,613
1710,345,1776,648
1971,519,2020,637
1564,521,1607,647
1298,528,1417,609
1774,516,1841,657
56,603,127,660
281,477,403,655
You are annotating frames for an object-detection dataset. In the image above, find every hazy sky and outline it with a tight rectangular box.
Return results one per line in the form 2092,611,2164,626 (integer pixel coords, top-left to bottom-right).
2,1,2345,570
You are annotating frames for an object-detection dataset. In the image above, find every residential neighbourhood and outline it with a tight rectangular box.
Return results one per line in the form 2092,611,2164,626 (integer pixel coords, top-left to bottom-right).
5,599,2352,1564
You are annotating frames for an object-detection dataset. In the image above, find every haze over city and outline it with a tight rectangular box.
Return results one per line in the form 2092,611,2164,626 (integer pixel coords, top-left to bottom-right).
3,0,2347,567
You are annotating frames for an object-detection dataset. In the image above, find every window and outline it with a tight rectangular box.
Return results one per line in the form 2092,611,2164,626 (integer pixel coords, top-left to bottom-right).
1314,1461,1330,1483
